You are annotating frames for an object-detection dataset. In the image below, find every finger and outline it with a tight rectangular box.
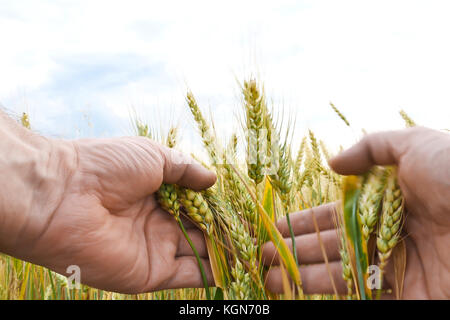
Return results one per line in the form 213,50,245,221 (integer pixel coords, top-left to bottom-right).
160,146,217,191
154,256,214,290
328,129,416,175
277,203,338,237
262,229,341,266
383,237,425,300
176,227,208,258
265,261,347,295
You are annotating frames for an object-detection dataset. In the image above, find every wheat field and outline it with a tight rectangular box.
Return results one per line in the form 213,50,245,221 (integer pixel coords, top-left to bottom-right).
0,78,412,300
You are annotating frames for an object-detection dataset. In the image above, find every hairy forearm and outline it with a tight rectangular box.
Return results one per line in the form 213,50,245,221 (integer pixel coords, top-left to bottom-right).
0,111,75,257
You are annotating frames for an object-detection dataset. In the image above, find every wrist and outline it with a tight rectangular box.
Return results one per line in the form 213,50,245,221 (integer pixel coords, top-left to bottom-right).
0,121,77,258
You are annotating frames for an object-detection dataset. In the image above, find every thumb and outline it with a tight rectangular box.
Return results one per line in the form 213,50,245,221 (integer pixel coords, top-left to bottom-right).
328,128,416,175
159,145,217,191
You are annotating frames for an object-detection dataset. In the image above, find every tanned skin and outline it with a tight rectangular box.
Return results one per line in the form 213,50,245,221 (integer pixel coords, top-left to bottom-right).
262,127,450,299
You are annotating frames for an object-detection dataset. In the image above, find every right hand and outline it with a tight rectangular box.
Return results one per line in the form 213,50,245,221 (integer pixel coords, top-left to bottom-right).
263,127,450,299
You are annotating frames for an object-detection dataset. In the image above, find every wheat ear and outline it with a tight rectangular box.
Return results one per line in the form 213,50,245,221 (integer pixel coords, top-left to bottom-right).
157,184,180,218
329,102,350,126
399,109,417,127
222,157,257,231
178,188,215,235
166,126,178,148
135,120,151,138
21,112,31,129
243,79,265,185
294,137,307,181
340,240,354,298
377,168,404,278
227,210,261,298
320,140,332,162
186,91,218,164
228,214,257,271
309,129,322,165
230,260,253,300
359,168,387,243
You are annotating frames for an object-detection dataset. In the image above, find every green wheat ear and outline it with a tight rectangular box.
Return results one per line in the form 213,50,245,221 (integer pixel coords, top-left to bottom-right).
399,109,417,127
242,79,266,185
186,91,218,165
21,112,31,129
330,102,350,126
377,168,404,282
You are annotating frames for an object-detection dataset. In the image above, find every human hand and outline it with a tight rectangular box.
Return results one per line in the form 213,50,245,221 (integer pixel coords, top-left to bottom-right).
262,127,450,299
0,127,216,293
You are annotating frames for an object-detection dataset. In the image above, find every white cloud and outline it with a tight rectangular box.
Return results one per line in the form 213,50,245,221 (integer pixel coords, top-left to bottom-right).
0,0,449,152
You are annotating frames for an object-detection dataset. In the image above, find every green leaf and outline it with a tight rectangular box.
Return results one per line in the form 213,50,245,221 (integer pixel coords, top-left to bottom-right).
342,176,372,300
262,178,275,223
213,287,224,300
256,194,303,297
258,178,275,244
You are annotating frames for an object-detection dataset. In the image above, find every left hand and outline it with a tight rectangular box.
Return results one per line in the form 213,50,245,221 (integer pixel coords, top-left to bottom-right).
1,134,216,293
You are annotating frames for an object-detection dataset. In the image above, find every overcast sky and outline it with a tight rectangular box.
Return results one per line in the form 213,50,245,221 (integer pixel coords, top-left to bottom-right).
1,0,449,156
